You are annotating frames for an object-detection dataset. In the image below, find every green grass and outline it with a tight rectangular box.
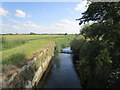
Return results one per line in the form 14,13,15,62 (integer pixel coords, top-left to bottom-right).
54,35,75,53
1,34,75,83
2,39,53,66
2,35,64,50
2,35,75,67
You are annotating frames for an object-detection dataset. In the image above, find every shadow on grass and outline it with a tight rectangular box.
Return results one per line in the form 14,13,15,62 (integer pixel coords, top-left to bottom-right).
3,53,27,67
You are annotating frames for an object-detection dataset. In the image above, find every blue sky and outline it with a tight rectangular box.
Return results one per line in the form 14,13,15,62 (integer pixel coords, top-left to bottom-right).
1,1,88,34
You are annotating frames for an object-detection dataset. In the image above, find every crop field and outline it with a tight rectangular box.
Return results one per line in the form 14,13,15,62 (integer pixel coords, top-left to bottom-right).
1,35,75,77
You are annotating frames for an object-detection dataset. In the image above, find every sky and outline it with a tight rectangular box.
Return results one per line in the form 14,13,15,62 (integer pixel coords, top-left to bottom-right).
0,0,88,34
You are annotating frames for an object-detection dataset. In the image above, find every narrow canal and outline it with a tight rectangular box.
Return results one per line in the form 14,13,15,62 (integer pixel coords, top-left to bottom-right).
36,47,82,88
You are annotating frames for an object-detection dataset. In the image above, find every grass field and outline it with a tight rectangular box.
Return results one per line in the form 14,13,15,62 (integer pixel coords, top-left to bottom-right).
1,35,75,67
1,34,75,81
2,35,64,50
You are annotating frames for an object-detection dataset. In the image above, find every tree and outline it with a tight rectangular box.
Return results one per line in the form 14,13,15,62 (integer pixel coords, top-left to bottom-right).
74,2,120,88
64,33,67,35
78,2,120,25
29,32,37,35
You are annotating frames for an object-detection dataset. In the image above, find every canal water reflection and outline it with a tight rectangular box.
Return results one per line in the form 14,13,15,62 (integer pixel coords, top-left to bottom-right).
36,47,82,88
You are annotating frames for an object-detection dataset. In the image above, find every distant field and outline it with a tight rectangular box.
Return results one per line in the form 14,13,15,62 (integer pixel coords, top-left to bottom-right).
2,35,64,50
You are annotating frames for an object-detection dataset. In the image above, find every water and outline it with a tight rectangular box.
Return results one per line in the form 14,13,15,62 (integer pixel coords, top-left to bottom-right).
36,47,82,88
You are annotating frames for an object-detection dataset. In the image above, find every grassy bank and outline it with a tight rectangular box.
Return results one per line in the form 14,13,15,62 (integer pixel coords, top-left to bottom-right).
54,35,75,54
1,34,75,79
2,35,75,66
2,39,53,66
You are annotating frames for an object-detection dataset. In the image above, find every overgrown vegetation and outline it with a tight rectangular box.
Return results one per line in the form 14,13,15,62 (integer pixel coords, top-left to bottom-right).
54,35,75,54
71,2,120,88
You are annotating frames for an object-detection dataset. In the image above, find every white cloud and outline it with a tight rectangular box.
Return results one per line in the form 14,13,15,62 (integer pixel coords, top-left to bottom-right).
2,20,40,34
54,19,81,34
60,19,72,24
0,8,9,16
15,10,27,18
9,19,21,24
2,19,81,34
75,0,88,12
23,21,40,29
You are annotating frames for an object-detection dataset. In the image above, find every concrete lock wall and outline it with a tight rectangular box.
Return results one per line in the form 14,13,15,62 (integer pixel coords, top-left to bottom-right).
3,42,56,88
